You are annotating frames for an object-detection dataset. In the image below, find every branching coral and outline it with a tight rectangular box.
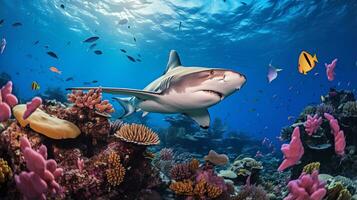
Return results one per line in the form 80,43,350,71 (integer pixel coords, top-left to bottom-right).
67,88,114,115
189,158,200,172
169,180,194,196
106,152,126,187
170,163,192,181
159,148,174,161
0,158,12,185
115,124,160,146
326,182,351,200
304,114,322,136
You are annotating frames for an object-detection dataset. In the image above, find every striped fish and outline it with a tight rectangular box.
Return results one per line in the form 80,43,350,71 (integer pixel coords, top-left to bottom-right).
31,81,40,90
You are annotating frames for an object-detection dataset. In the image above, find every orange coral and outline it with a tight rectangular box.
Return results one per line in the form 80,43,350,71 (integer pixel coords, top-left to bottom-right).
206,184,223,198
106,152,126,186
189,158,200,172
193,179,206,198
169,180,194,196
115,124,160,146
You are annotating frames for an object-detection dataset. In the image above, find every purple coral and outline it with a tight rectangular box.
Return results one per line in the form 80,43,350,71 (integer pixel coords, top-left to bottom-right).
196,169,227,191
15,137,63,200
170,163,192,181
304,114,322,136
159,148,174,161
284,170,326,200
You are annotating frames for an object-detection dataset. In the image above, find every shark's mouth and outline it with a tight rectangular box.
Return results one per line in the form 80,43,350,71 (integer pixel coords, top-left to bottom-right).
201,90,223,99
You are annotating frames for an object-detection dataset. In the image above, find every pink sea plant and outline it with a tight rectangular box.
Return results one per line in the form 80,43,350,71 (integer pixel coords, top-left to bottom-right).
304,114,322,136
23,96,42,120
278,127,304,171
324,113,346,156
325,58,337,81
15,137,63,200
284,170,326,200
0,81,18,122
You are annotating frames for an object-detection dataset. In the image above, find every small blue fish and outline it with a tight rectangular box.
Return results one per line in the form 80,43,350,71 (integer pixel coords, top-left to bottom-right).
0,38,6,54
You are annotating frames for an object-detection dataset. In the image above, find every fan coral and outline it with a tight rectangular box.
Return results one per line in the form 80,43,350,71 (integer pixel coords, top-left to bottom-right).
0,158,12,184
303,162,320,174
169,180,194,196
110,119,126,134
67,88,114,116
115,124,160,146
170,163,192,181
284,170,326,200
232,185,268,200
15,137,63,200
278,127,304,171
304,114,322,136
204,150,229,166
159,148,174,161
106,152,126,187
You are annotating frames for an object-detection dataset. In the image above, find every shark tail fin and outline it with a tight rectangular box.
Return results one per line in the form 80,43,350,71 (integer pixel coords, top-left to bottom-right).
113,97,135,119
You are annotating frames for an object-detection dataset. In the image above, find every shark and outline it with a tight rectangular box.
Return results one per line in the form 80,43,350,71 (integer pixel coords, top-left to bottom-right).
67,50,246,128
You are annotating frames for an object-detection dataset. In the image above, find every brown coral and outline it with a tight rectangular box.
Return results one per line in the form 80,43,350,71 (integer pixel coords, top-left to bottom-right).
302,162,320,174
193,179,206,198
115,124,160,146
204,150,228,166
189,158,200,172
206,183,223,198
169,180,194,196
0,158,12,184
106,152,126,187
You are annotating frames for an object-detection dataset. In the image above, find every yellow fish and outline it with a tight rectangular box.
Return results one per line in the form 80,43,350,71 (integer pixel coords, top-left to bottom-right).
298,50,318,75
31,81,40,90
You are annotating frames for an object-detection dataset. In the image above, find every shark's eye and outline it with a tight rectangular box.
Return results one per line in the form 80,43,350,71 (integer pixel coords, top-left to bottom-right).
209,70,214,75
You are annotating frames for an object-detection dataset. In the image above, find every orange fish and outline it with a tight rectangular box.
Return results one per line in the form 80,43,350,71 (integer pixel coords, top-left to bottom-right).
49,66,61,74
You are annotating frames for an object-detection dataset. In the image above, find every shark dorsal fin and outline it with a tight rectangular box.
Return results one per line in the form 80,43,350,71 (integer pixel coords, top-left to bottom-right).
163,50,181,74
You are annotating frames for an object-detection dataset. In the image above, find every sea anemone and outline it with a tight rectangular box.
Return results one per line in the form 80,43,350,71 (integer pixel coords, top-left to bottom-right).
114,124,160,146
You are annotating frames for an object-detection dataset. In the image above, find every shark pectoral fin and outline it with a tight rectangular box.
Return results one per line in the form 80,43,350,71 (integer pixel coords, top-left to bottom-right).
185,109,210,129
67,87,161,100
113,97,135,118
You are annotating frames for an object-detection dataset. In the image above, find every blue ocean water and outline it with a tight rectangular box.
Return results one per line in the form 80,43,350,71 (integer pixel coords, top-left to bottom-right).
0,0,356,142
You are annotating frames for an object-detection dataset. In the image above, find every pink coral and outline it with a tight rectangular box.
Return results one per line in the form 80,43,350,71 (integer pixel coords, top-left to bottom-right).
0,81,18,122
15,137,63,200
23,97,42,120
196,169,227,191
284,170,326,200
67,88,114,115
324,113,346,156
325,58,337,81
304,114,322,136
278,127,304,171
